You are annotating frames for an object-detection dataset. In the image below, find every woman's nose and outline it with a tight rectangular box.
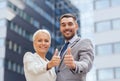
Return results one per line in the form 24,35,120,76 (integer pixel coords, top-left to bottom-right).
41,41,45,45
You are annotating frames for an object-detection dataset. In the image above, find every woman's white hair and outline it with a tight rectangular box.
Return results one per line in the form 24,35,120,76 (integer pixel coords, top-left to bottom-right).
33,29,51,41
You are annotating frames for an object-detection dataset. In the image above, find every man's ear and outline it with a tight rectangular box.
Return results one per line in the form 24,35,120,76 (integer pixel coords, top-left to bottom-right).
75,22,78,30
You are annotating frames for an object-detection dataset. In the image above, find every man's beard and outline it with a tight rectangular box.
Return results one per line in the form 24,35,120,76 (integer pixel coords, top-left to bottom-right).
63,34,74,40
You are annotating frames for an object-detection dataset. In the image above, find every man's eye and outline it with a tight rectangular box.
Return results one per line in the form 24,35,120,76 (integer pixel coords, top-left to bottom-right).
61,24,66,27
68,22,73,26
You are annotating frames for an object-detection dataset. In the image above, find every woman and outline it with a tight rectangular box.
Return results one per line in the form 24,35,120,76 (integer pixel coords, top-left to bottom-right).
23,29,60,81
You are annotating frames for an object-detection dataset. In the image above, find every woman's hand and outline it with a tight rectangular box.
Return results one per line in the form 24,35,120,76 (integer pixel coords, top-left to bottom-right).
47,49,61,70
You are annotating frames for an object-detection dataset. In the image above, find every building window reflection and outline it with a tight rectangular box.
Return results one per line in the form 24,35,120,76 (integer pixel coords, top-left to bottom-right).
94,0,120,10
112,19,120,30
95,21,111,33
0,38,4,47
114,42,120,54
96,44,112,56
97,67,120,80
94,0,109,10
96,42,120,56
95,18,120,33
111,0,120,7
98,68,114,80
115,68,120,78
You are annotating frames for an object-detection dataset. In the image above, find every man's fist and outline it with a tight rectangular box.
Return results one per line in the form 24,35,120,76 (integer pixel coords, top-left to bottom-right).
64,47,76,69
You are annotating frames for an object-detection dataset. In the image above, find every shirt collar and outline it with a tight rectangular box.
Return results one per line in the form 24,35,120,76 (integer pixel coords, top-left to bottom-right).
65,34,78,44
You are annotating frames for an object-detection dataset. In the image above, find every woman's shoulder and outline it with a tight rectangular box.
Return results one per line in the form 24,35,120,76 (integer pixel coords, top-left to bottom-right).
23,52,35,62
24,52,34,57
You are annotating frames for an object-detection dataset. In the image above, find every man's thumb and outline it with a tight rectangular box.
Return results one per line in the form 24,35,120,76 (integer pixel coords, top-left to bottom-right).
67,47,71,55
53,49,58,56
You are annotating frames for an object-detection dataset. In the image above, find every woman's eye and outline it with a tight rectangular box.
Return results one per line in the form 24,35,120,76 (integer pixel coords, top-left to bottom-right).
45,40,49,42
38,40,42,42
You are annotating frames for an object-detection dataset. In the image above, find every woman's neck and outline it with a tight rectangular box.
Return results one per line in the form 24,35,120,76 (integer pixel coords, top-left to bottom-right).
36,52,46,60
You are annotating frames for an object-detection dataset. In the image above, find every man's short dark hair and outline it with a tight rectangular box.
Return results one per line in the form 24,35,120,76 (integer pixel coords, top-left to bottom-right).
59,13,77,21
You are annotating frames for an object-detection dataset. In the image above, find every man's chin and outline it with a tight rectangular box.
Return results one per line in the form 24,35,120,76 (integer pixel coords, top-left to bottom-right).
64,36,72,40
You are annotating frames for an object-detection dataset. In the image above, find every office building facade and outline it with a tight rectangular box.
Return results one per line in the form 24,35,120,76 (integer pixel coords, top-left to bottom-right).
0,0,80,81
93,0,120,81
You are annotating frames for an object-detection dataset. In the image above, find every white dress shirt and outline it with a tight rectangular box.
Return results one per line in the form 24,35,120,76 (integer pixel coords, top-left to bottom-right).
23,52,56,81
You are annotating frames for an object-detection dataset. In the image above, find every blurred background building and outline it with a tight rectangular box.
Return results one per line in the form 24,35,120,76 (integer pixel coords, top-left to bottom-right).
93,0,120,81
0,0,80,81
0,0,120,81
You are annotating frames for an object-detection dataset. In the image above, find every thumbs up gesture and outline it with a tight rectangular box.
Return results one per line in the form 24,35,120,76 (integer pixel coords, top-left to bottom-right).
64,47,76,69
47,49,61,70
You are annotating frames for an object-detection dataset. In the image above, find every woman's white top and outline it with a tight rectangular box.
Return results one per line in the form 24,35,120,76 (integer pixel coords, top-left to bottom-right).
23,52,56,81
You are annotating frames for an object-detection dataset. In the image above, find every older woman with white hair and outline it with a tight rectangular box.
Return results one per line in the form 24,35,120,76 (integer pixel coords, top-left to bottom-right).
23,29,60,81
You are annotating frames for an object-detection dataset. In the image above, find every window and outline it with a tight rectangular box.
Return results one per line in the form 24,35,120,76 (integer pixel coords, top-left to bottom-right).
98,68,114,80
8,41,12,50
94,0,109,10
18,27,22,35
17,65,21,73
8,61,12,70
115,68,120,78
96,44,112,55
18,46,21,54
95,21,111,32
111,0,120,7
10,22,14,30
13,63,16,72
0,59,4,68
0,19,6,27
0,1,7,8
13,43,17,52
114,42,120,54
113,19,120,30
33,20,39,28
21,67,24,75
0,38,4,47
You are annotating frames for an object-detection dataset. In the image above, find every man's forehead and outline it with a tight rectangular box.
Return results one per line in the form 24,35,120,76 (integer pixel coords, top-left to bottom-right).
60,17,74,23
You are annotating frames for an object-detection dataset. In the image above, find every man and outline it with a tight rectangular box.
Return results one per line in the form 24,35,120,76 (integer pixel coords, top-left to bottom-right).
56,13,94,81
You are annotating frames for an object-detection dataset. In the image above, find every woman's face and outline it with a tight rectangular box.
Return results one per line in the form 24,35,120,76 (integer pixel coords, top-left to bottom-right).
33,32,51,55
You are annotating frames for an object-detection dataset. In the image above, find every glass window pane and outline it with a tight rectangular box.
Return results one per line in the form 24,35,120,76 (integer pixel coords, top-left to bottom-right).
17,65,21,73
8,61,12,70
18,46,21,54
113,19,120,30
13,63,16,72
96,44,112,55
8,41,12,50
98,68,114,80
0,38,4,47
95,0,109,10
0,59,4,68
112,0,120,7
13,43,17,52
0,19,6,27
95,21,111,32
115,68,120,78
114,42,120,54
0,1,7,8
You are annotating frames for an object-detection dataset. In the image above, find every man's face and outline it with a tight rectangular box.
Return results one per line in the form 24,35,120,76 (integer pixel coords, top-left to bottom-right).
60,17,78,40
33,32,51,54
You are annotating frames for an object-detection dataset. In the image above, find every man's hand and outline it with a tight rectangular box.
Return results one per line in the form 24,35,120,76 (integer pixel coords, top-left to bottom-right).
47,49,61,70
64,47,76,69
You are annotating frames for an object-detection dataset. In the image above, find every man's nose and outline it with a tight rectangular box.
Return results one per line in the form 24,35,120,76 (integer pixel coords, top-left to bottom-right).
65,25,69,29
